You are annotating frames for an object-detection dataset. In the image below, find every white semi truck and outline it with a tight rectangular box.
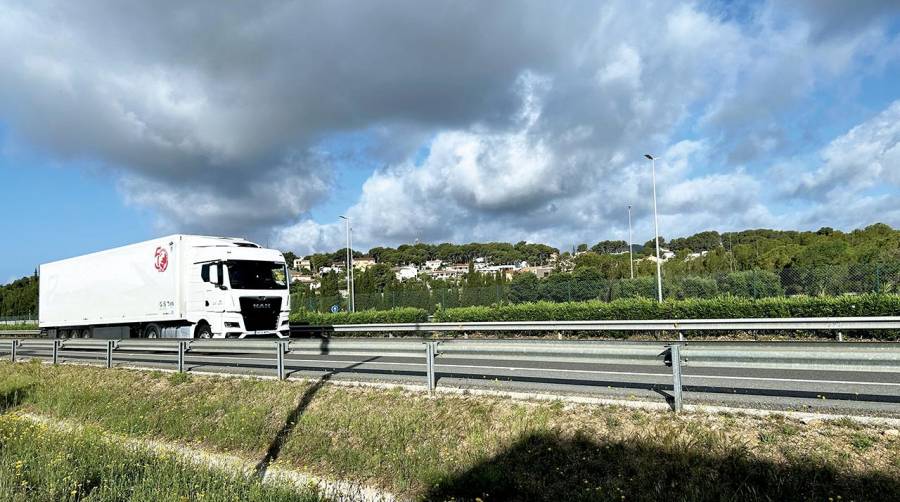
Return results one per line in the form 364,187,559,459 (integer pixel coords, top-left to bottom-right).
39,235,291,339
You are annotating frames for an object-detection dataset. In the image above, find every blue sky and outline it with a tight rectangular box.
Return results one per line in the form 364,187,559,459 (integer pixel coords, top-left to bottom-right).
1,0,900,283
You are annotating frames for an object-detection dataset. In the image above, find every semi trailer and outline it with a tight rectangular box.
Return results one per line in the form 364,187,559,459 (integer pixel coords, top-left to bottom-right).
38,235,291,339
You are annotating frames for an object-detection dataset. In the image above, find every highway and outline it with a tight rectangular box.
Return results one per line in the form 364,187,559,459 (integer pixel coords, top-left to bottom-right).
5,337,899,418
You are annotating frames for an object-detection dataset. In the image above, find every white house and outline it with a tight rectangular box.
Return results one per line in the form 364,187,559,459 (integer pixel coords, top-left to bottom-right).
394,265,419,281
424,259,443,271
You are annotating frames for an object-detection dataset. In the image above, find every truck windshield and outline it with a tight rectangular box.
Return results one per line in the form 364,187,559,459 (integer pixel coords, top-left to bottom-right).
225,261,287,290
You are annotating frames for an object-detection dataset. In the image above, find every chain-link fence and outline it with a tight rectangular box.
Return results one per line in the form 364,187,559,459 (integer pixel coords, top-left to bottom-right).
0,313,38,325
291,263,900,314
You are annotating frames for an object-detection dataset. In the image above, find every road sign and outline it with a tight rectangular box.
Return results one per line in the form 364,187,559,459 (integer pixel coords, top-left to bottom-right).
330,304,340,313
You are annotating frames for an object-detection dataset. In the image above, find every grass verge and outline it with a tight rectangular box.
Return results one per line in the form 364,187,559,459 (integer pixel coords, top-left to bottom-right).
0,413,322,501
2,361,899,501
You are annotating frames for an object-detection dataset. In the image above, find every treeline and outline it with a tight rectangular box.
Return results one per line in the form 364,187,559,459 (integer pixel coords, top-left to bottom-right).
0,274,38,317
292,223,900,276
299,241,559,270
290,223,900,313
570,223,900,280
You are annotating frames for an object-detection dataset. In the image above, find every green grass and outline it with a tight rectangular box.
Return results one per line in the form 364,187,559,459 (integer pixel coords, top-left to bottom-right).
2,361,899,501
0,414,322,501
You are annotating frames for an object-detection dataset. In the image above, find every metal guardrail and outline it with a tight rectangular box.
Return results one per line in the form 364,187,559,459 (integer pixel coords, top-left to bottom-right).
0,330,41,337
3,334,899,413
6,316,899,339
319,316,900,332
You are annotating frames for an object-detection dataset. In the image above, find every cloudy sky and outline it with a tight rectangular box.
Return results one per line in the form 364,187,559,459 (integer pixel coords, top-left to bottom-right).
1,0,900,281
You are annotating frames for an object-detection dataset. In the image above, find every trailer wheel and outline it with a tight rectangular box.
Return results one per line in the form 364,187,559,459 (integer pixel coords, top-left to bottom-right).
195,322,212,339
81,328,92,339
144,324,161,339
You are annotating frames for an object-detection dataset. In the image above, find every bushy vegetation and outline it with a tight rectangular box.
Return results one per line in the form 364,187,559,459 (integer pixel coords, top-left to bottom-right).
0,324,38,331
2,363,898,501
0,275,38,318
291,223,900,314
290,307,428,325
433,294,900,323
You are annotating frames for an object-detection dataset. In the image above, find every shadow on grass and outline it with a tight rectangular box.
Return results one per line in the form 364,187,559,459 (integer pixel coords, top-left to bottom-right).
253,353,378,478
423,431,899,502
0,381,34,413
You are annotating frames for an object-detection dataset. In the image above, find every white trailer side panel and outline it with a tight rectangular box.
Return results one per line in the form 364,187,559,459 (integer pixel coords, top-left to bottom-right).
39,236,186,327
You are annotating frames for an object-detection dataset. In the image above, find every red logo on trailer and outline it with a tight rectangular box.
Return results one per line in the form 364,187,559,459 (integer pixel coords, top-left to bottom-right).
155,247,169,272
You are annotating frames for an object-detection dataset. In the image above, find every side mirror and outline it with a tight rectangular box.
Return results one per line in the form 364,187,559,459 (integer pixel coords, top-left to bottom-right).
216,263,228,289
208,264,220,284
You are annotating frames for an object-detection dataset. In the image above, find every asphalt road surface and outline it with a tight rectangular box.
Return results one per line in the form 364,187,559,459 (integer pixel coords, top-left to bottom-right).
6,342,899,418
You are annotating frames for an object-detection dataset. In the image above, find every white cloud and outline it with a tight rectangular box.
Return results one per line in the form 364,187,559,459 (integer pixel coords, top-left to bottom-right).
781,100,900,197
1,0,898,252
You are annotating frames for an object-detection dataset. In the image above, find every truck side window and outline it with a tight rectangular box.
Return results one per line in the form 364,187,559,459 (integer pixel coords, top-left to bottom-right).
201,264,210,282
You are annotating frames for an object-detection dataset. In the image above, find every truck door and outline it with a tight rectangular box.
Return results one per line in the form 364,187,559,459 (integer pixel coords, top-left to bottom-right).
200,262,228,313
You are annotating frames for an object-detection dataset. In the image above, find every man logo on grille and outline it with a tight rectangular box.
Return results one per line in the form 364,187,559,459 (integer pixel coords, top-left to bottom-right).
155,247,169,272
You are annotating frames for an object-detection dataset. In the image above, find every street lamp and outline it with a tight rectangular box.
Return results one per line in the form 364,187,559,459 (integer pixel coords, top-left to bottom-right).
644,154,663,303
339,216,355,312
627,205,634,279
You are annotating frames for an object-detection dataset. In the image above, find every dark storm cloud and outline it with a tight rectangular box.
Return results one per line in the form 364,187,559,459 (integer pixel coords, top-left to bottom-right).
0,0,594,234
0,0,898,250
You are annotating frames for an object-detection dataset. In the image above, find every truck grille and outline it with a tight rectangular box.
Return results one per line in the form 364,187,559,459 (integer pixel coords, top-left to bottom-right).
239,297,282,331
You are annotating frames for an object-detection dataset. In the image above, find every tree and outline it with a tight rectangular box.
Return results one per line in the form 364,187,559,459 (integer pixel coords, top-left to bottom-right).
508,273,541,303
590,240,628,254
641,237,666,254
282,251,298,268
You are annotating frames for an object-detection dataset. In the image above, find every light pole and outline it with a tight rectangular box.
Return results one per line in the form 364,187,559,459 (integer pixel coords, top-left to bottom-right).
645,154,663,303
339,216,355,312
627,205,634,279
349,222,355,312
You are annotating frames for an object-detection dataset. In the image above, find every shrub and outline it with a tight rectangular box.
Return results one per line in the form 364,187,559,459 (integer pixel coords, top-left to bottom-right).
610,276,657,300
718,270,783,298
667,276,719,299
433,294,900,322
290,307,428,325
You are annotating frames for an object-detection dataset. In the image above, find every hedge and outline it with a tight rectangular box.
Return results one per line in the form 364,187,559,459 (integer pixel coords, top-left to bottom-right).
431,294,900,322
290,307,428,325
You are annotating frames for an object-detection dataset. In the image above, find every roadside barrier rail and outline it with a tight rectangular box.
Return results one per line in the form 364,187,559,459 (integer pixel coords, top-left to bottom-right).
316,316,900,333
3,320,899,413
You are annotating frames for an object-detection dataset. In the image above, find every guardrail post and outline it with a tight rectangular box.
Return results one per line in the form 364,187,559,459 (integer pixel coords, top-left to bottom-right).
52,340,60,365
425,341,439,394
10,340,18,362
669,344,684,413
276,340,288,380
106,340,117,369
177,341,186,373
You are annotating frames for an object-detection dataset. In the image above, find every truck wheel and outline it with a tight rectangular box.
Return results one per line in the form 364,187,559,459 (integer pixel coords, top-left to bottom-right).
144,324,161,339
195,323,213,339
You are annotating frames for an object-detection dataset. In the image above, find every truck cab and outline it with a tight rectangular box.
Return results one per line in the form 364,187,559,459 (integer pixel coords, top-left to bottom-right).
189,240,291,338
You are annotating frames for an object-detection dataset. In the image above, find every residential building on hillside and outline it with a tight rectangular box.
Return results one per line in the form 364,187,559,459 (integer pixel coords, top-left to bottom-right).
425,269,465,281
686,250,709,261
645,249,676,263
424,259,443,270
522,266,554,279
394,265,419,281
353,256,377,270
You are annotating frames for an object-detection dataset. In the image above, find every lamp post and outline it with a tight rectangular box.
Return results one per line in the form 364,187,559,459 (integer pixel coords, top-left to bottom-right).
339,216,355,312
644,154,663,303
349,222,355,312
627,205,634,279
